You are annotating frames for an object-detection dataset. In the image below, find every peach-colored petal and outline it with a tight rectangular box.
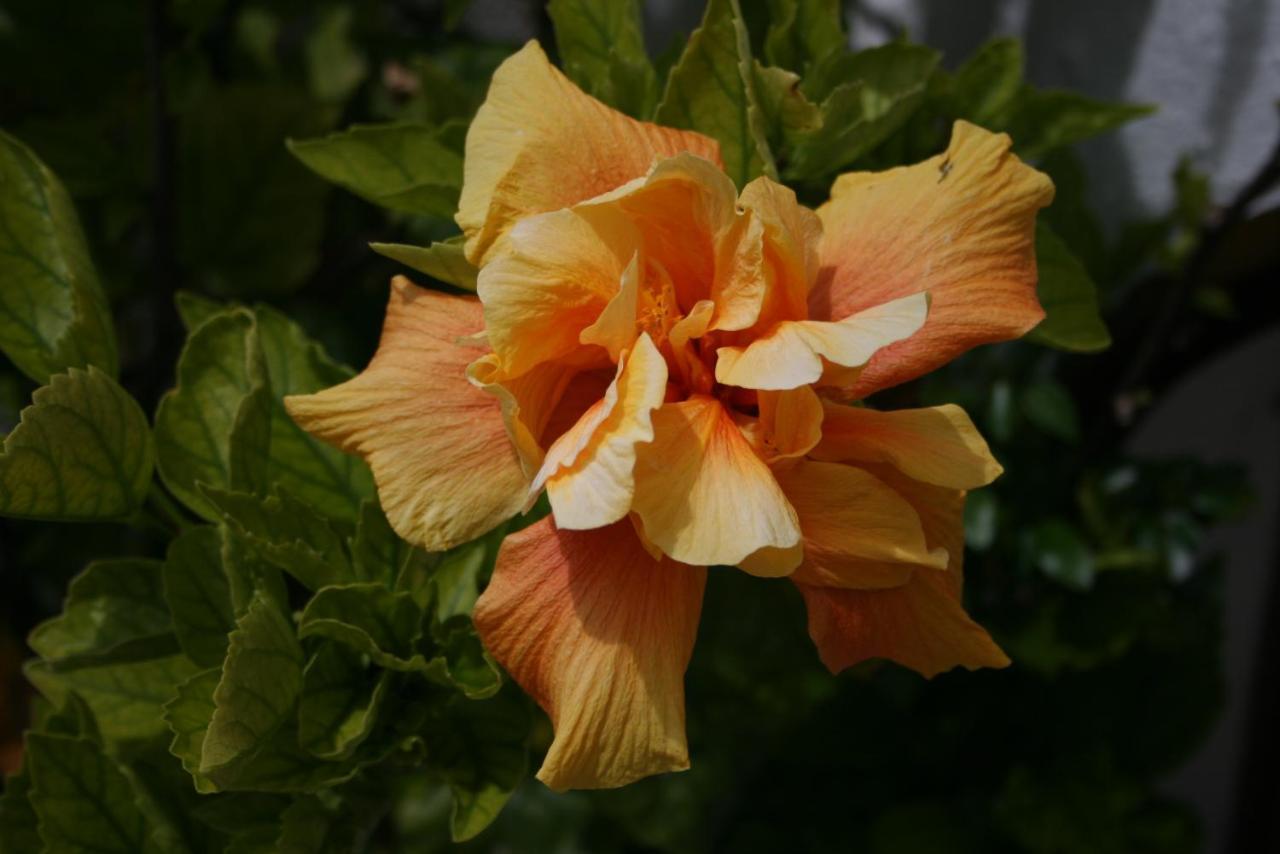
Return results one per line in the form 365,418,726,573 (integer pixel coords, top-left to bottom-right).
776,461,947,590
814,402,1002,489
755,385,824,462
477,205,639,375
632,396,801,569
474,517,706,790
583,154,739,320
738,177,822,328
458,42,721,265
579,253,642,362
667,299,715,394
467,353,580,478
715,292,929,390
285,278,524,551
812,121,1054,397
795,466,1009,677
533,334,668,529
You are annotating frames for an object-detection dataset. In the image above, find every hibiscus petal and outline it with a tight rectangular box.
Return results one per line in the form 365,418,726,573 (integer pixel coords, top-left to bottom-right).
794,467,1008,677
458,41,721,265
756,385,824,462
632,396,801,567
474,517,706,790
714,292,929,390
478,205,640,375
737,176,822,328
814,402,1002,489
534,334,669,529
466,353,581,478
285,278,525,551
776,460,947,589
812,121,1054,397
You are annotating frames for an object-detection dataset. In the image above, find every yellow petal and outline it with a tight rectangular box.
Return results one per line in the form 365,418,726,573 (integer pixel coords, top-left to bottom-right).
795,466,1008,677
458,41,721,265
814,402,1002,489
715,292,929,390
813,120,1054,397
466,353,580,478
583,154,739,318
756,385,824,462
579,252,642,362
738,176,822,328
285,277,525,551
776,460,947,589
477,205,639,375
534,334,669,529
474,517,706,790
632,396,801,567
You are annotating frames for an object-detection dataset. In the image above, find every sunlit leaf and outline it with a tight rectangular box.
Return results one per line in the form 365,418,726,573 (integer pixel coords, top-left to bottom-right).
762,0,844,73
369,239,478,291
549,0,658,117
656,0,775,187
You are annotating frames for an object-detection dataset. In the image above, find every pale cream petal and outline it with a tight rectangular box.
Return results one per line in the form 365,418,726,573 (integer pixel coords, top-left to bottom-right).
715,292,929,390
535,334,669,529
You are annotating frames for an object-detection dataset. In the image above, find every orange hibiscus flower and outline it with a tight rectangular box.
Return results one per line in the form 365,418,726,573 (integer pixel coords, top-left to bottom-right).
287,42,1053,791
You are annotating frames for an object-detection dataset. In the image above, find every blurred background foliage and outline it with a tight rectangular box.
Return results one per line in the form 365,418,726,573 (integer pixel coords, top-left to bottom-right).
0,0,1275,852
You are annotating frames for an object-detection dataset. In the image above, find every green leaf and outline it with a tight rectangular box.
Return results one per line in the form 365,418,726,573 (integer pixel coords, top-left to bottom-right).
949,37,1023,126
154,309,271,520
963,490,999,553
0,762,41,854
163,667,220,794
253,306,373,521
752,62,823,155
178,86,332,296
220,525,291,619
785,43,939,180
1007,88,1154,160
0,367,153,521
656,0,776,187
121,741,228,854
25,655,199,744
762,0,844,73
163,526,235,668
370,239,478,291
287,123,463,217
1025,223,1112,352
26,733,164,854
1021,380,1081,444
430,689,529,842
201,592,304,780
203,486,352,591
0,129,117,384
174,291,224,332
29,558,171,665
298,641,391,760
548,0,658,118
349,498,413,585
298,583,425,671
